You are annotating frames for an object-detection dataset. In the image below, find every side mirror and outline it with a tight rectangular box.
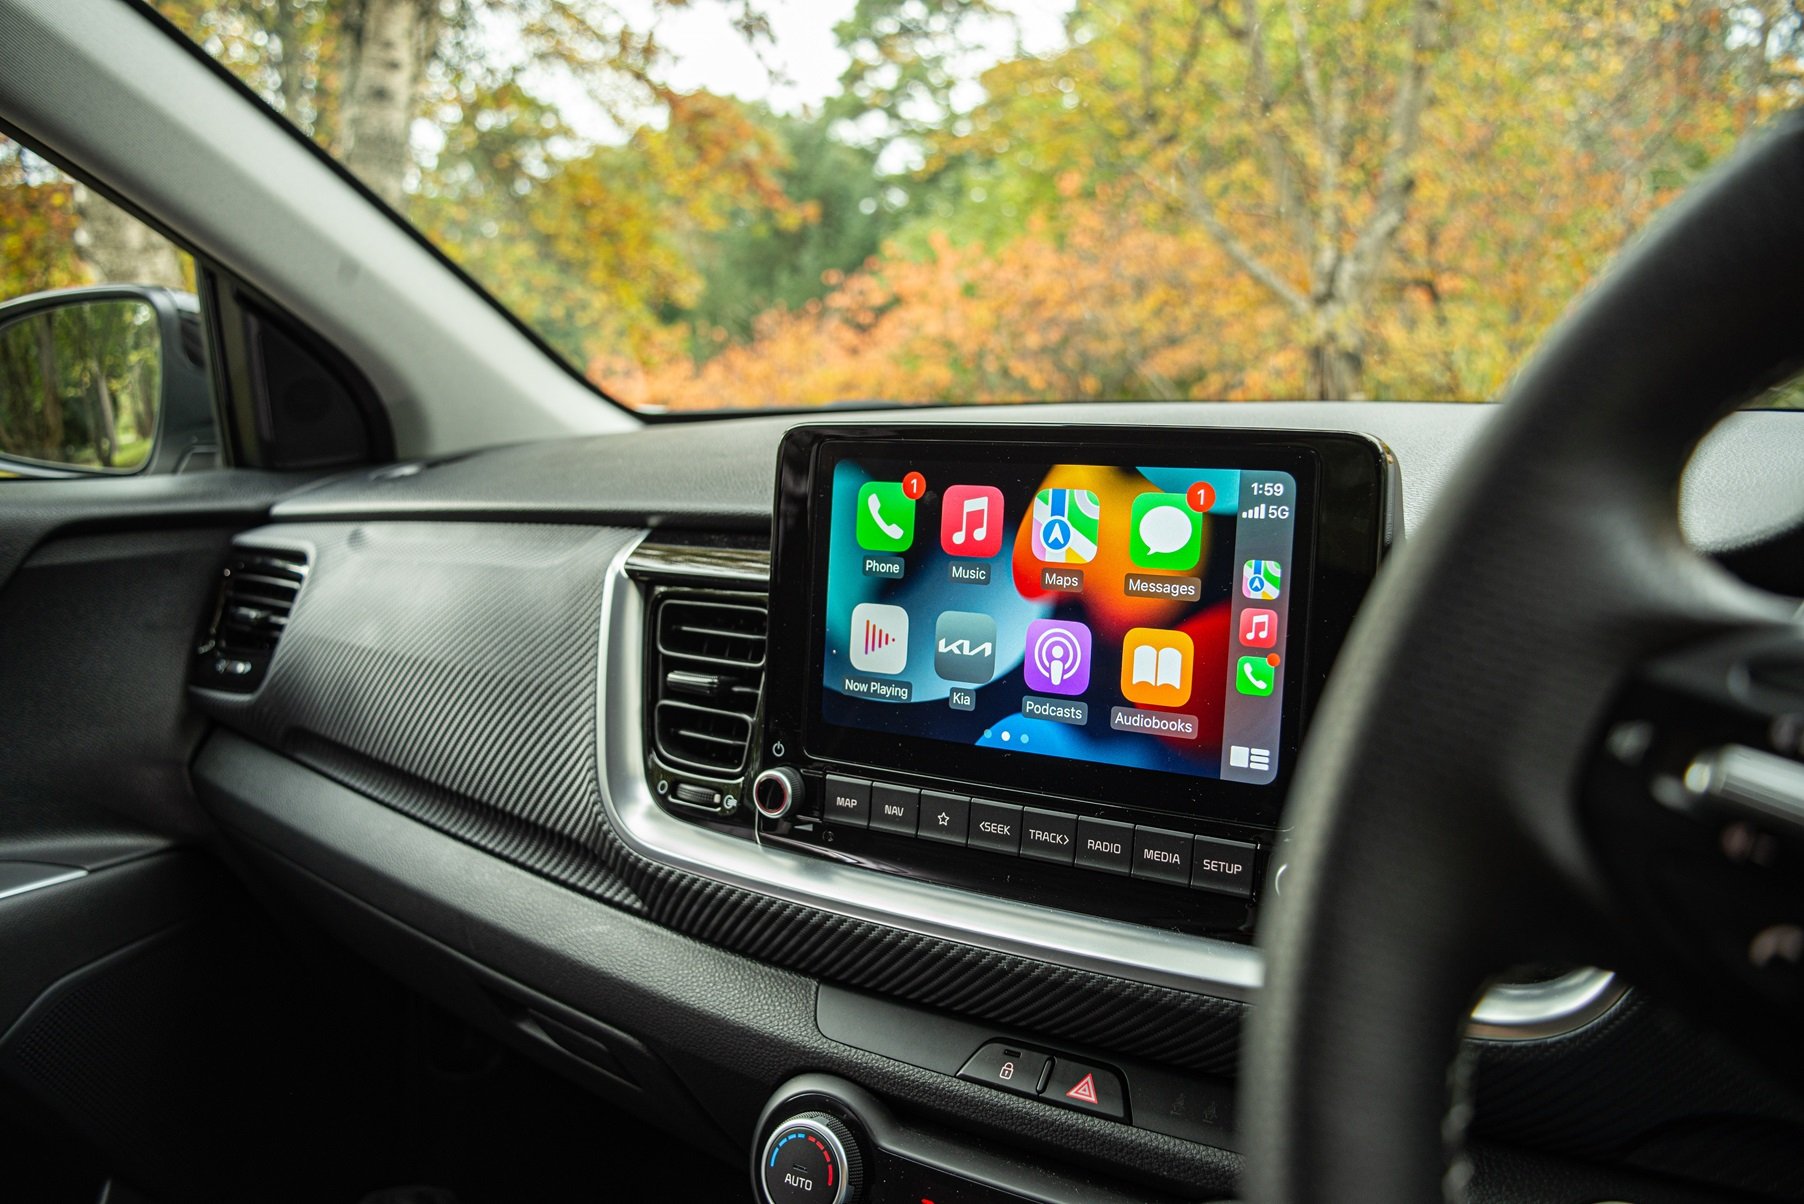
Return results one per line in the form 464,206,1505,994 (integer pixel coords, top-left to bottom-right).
0,285,217,478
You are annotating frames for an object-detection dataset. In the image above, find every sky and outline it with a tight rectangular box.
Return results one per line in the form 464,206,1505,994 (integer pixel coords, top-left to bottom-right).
516,0,1074,145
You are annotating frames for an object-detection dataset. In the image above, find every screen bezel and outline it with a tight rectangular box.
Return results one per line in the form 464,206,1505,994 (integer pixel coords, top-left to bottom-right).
763,423,1392,830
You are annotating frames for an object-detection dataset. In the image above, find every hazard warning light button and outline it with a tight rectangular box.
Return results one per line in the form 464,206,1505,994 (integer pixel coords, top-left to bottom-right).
1041,1058,1127,1120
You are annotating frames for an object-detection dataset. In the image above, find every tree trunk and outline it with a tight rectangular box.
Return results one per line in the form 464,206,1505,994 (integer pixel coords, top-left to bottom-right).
34,317,63,456
89,363,117,467
71,185,186,289
341,0,430,209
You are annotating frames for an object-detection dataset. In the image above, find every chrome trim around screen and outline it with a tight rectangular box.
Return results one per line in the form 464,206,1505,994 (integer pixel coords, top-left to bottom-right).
600,535,1625,1038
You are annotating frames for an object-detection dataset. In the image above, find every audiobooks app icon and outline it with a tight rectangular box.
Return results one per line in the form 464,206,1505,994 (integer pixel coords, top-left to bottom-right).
1120,628,1194,708
849,603,909,676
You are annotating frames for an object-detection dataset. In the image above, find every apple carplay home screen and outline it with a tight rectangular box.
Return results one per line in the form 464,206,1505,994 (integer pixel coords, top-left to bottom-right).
819,454,1300,786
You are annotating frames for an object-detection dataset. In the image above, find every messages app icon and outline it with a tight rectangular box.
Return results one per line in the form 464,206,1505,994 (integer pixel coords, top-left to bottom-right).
856,481,915,552
1129,493,1202,571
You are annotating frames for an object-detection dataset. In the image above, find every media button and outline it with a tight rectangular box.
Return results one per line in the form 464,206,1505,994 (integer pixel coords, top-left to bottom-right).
968,799,1023,855
822,776,871,827
870,783,920,835
1191,835,1257,897
917,791,970,846
1131,825,1193,886
1019,808,1077,865
1074,816,1133,875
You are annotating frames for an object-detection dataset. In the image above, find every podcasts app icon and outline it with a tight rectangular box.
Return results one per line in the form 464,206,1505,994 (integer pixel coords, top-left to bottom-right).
1023,619,1091,696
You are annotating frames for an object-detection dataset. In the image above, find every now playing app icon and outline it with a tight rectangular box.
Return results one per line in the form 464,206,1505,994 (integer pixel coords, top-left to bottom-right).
934,611,997,684
850,603,908,676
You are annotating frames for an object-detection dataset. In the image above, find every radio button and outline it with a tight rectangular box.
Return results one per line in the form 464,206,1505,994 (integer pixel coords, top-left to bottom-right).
968,800,1023,855
917,791,970,845
870,783,920,835
1131,825,1193,886
1074,817,1134,875
1020,808,1077,865
822,775,872,827
1191,835,1257,897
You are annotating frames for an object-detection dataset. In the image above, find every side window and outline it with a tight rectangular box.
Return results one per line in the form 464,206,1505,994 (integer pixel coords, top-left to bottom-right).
0,133,215,477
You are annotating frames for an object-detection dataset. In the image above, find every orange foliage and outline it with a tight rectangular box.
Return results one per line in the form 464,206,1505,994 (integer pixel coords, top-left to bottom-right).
615,203,1307,411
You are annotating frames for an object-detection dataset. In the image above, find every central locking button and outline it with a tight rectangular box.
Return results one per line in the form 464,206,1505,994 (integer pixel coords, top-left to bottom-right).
956,1041,1052,1099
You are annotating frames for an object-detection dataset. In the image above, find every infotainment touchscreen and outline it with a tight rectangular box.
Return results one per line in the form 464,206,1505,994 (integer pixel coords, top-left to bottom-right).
763,425,1387,835
813,444,1308,788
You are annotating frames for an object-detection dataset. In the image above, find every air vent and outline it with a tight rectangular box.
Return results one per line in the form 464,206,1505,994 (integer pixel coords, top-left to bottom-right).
649,591,767,781
191,545,310,693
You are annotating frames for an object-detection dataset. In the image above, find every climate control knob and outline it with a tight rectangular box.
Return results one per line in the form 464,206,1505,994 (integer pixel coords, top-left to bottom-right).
759,1111,863,1204
753,767,803,820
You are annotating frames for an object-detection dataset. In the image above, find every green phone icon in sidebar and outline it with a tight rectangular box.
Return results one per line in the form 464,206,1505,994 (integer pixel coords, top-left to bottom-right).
856,481,915,552
1235,655,1278,697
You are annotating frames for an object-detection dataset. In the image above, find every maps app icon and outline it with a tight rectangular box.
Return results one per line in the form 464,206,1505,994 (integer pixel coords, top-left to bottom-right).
1032,489,1100,563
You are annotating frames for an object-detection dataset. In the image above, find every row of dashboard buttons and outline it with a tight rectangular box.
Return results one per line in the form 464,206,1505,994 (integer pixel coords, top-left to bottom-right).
821,775,1256,897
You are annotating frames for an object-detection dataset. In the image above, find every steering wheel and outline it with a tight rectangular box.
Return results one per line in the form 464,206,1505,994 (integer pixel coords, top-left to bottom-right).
1245,111,1804,1203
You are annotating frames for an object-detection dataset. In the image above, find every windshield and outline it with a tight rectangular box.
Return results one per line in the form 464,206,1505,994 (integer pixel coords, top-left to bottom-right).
154,0,1802,412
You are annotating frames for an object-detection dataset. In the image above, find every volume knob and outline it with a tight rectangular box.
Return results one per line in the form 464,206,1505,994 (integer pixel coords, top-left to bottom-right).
759,1111,863,1204
753,767,803,819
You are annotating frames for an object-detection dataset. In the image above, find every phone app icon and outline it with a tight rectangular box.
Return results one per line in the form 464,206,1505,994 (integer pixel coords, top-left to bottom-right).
857,481,915,552
1120,628,1194,708
935,611,997,684
1236,655,1278,697
1239,607,1279,648
941,484,1004,558
1129,493,1202,571
849,603,909,676
1031,488,1100,563
1023,619,1091,695
1242,559,1282,600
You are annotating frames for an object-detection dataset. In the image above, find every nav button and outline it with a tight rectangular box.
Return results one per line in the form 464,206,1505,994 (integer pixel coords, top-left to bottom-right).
869,783,920,835
918,791,970,846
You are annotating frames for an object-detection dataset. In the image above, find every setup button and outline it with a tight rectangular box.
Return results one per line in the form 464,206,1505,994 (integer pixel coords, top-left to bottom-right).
1131,825,1193,886
968,800,1023,855
1191,835,1257,897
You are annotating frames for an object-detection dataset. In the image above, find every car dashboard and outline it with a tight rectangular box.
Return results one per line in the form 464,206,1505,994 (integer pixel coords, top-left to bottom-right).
184,401,1804,1202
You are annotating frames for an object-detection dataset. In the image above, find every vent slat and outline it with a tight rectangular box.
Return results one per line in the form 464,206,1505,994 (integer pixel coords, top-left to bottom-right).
193,544,311,694
649,591,766,778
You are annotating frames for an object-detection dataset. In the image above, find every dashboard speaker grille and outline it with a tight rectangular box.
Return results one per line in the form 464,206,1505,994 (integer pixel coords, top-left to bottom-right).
649,591,766,779
192,545,310,693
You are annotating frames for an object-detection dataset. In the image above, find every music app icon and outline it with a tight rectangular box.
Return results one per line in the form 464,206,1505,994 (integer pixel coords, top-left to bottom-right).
1239,607,1279,649
940,484,1004,558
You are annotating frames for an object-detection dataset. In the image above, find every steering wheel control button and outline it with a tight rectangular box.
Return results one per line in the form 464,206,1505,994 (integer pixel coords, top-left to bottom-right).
1130,825,1193,885
760,1112,863,1204
1074,816,1134,874
968,800,1024,855
752,768,803,820
822,776,872,828
1019,807,1078,864
1042,1059,1127,1120
957,1041,1051,1098
869,783,921,835
1191,835,1257,896
917,791,971,845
